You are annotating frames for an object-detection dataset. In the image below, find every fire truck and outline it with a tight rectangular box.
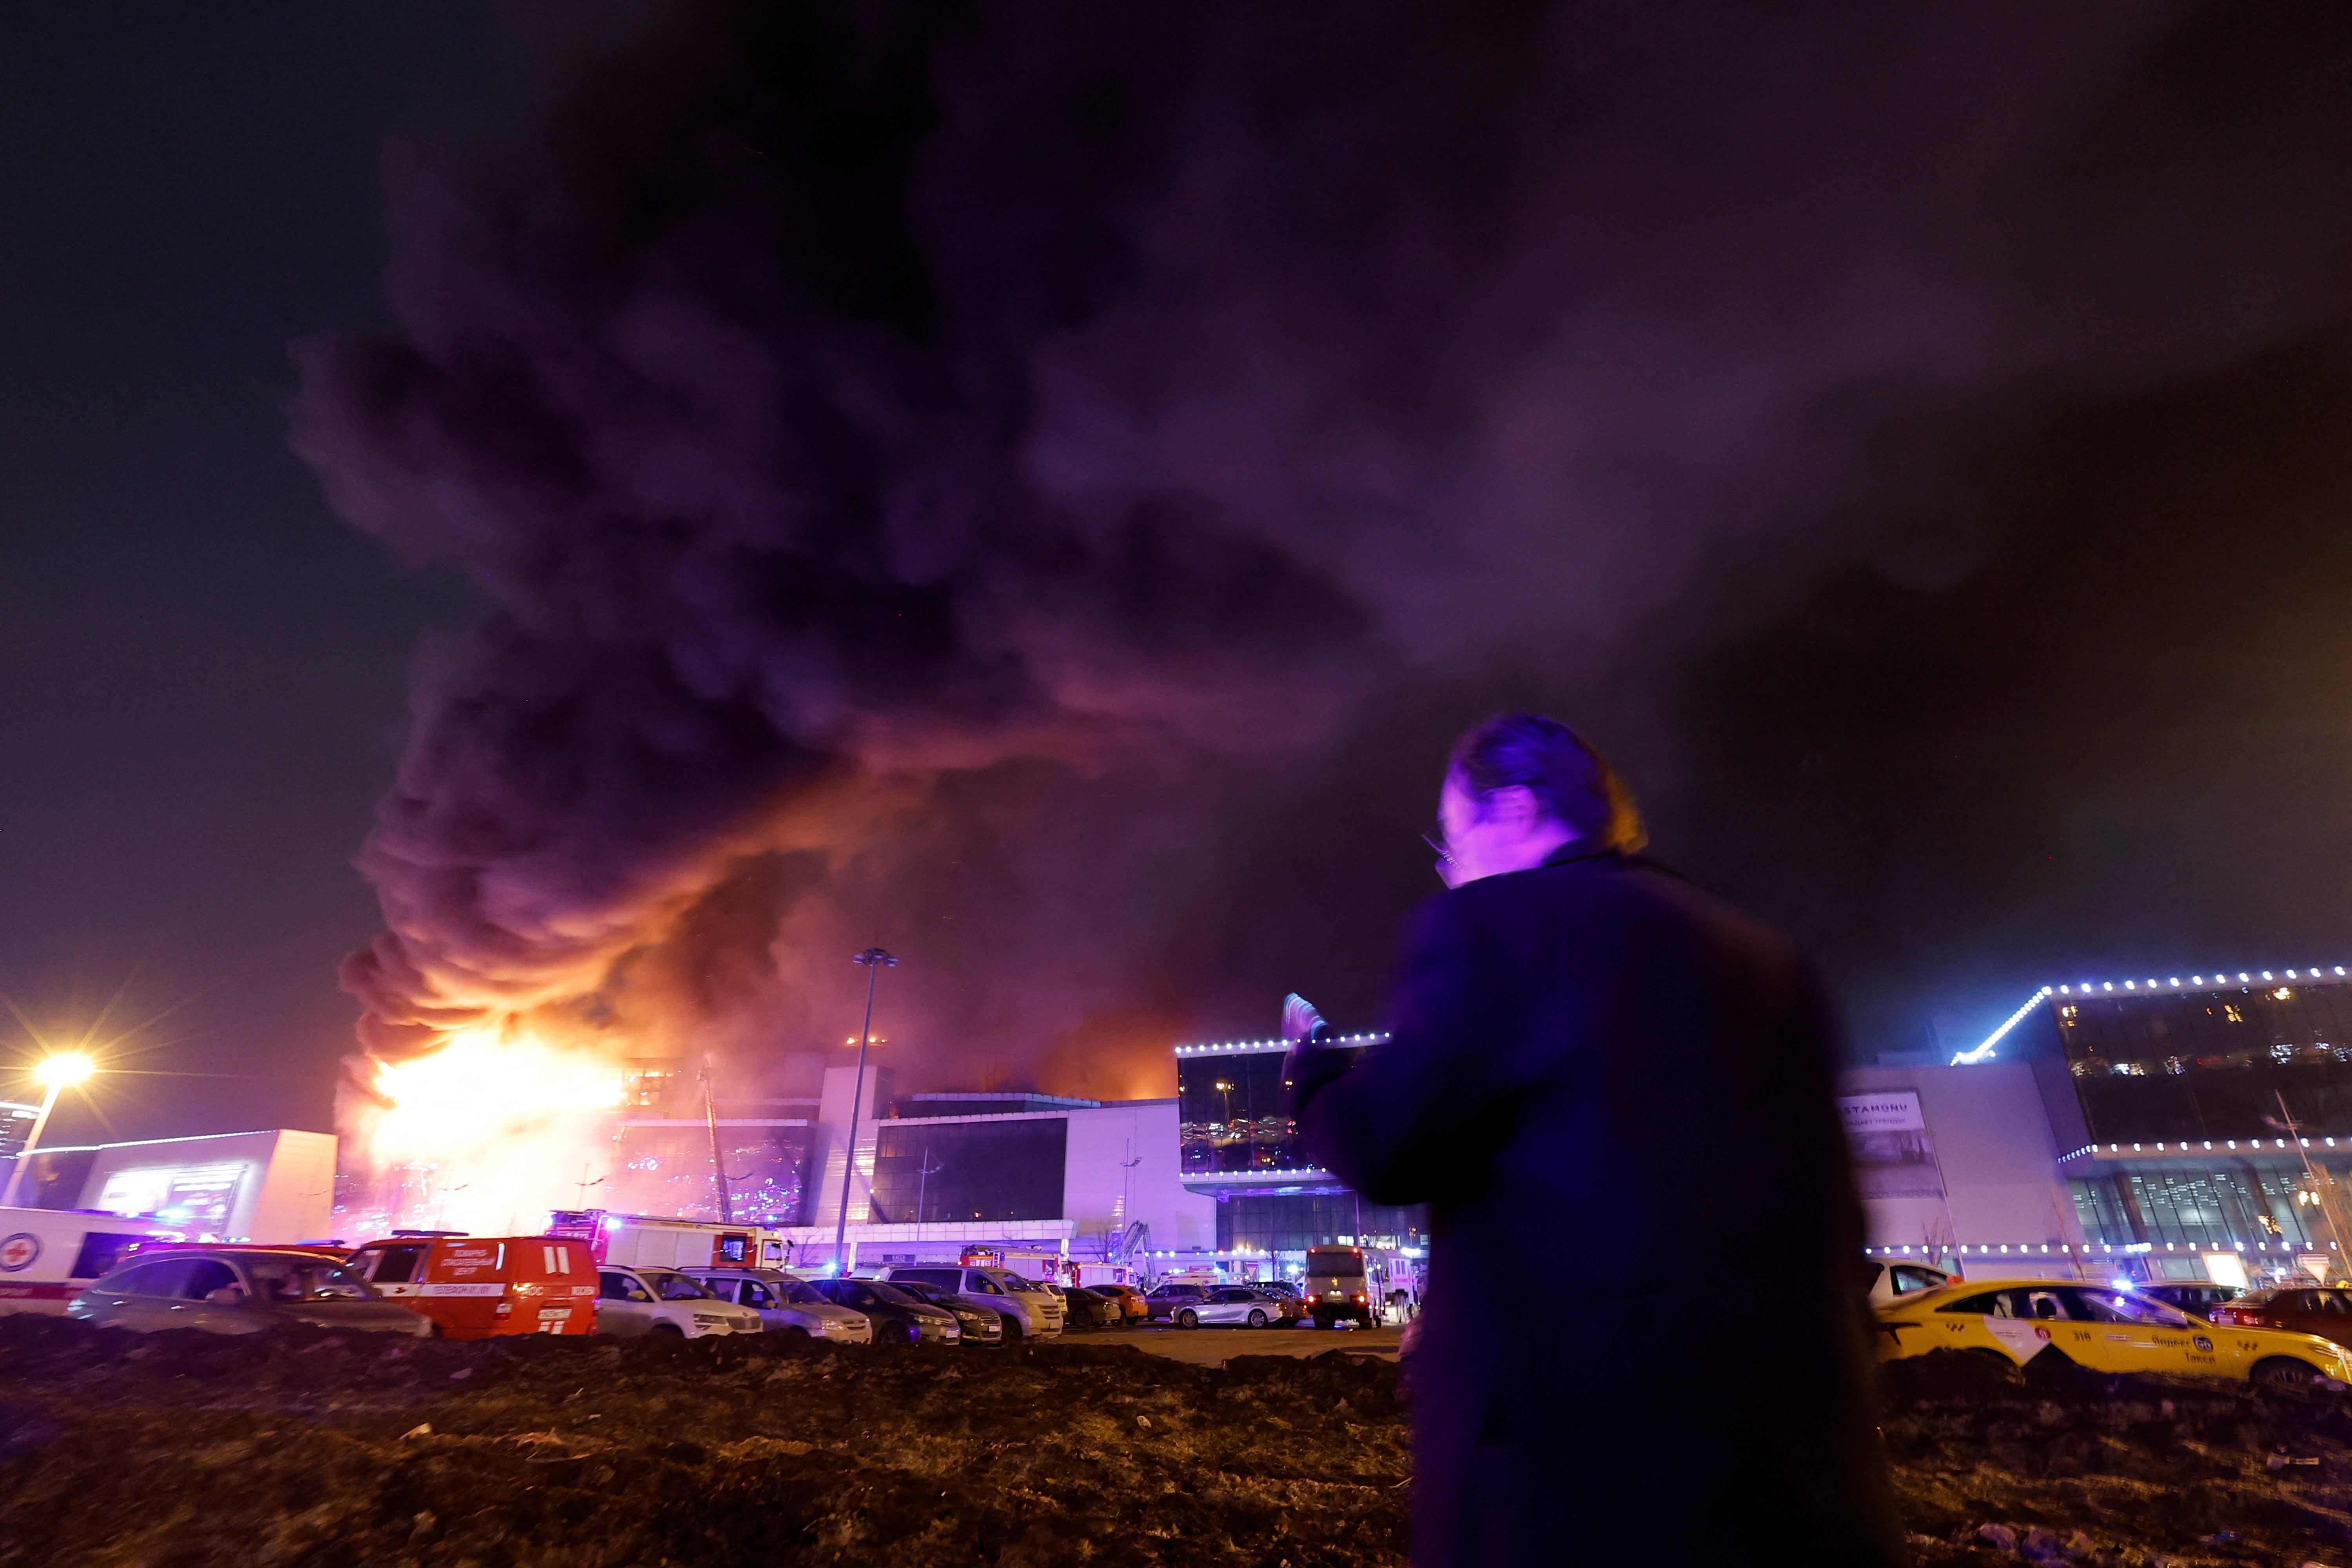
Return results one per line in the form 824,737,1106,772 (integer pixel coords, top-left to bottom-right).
547,1210,784,1271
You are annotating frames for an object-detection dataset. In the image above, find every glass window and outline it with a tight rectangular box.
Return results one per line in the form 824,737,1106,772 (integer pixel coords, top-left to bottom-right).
867,1120,1068,1225
599,1271,650,1303
365,1245,429,1285
2016,1290,2075,1321
1940,1292,2012,1317
1889,1266,1944,1294
182,1260,241,1301
68,1232,152,1281
781,1281,825,1305
892,1268,958,1290
241,1258,372,1302
650,1273,708,1301
2067,1290,2191,1327
740,1282,773,1307
113,1259,195,1298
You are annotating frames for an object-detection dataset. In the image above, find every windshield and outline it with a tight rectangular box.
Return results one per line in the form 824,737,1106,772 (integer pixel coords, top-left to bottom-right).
1005,1276,1048,1295
646,1271,711,1301
780,1281,827,1306
863,1280,920,1307
241,1257,374,1303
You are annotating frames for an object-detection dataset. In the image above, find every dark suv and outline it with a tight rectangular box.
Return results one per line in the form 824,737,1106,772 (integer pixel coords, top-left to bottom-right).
807,1277,961,1346
66,1247,430,1338
1142,1282,1210,1321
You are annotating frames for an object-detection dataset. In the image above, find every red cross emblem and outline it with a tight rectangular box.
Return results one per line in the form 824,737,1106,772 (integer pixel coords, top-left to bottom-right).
0,1234,39,1272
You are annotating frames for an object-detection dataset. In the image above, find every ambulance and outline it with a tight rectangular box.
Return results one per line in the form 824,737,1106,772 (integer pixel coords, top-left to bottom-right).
344,1233,600,1338
0,1207,183,1316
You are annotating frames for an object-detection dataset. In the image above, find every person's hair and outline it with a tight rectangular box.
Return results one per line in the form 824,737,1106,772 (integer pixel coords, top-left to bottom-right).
1447,713,1647,853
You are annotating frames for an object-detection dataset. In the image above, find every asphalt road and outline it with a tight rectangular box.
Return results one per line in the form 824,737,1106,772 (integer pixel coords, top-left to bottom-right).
1067,1322,1403,1365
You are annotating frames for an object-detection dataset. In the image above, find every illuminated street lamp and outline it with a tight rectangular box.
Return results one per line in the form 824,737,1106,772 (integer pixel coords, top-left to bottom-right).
832,948,897,1272
1,1053,98,1209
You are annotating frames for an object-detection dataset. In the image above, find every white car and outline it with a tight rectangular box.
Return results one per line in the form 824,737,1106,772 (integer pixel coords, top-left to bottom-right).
595,1264,760,1339
1171,1286,1287,1329
682,1267,874,1344
1866,1260,1952,1307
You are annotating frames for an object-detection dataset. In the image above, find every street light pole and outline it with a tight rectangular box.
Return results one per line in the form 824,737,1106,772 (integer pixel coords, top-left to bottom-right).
833,948,897,1272
1,1054,97,1209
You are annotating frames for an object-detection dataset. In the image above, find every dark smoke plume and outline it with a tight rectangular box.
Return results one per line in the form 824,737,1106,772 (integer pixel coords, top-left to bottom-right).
298,1,2352,1097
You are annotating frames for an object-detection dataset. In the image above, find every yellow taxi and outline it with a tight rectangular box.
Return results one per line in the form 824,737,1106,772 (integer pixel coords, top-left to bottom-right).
1875,1277,2352,1387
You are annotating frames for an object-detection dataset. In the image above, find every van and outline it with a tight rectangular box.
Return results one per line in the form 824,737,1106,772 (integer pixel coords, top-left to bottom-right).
345,1234,599,1338
0,1206,182,1316
869,1264,1063,1339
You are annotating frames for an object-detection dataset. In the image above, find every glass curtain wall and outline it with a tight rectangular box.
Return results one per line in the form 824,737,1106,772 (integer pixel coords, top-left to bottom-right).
868,1119,1067,1224
609,1125,813,1225
1178,1050,1328,1173
2068,1165,2328,1250
1214,1192,1428,1253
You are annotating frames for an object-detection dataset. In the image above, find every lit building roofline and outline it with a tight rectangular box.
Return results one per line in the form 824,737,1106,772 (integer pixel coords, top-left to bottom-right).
1172,1034,1389,1058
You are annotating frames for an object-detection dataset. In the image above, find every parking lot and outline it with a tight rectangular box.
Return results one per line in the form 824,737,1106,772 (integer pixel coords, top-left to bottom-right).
1086,1322,1402,1365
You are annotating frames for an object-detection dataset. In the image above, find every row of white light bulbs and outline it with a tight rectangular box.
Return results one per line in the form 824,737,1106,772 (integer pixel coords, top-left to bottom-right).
1865,1241,2336,1255
1173,1034,1390,1056
2058,967,2347,994
2067,1137,2342,1154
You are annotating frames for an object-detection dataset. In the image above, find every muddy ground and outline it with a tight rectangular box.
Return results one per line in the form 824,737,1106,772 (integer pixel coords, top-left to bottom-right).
7,1316,2352,1565
0,1315,1407,1567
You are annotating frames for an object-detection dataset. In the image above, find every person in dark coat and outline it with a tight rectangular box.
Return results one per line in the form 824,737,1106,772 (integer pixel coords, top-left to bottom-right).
1288,714,1903,1568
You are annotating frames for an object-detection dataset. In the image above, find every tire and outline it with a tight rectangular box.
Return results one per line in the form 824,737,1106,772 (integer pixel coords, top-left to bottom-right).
1000,1317,1023,1345
2254,1357,2320,1387
1247,1309,1268,1328
1176,1308,1199,1330
650,1323,685,1338
894,1321,918,1347
1312,1312,1334,1331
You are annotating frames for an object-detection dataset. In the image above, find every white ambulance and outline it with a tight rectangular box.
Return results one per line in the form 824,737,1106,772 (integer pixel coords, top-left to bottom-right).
0,1207,183,1316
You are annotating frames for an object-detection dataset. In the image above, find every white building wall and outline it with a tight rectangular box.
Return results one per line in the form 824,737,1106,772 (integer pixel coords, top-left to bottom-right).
802,1068,1215,1257
69,1129,337,1242
1837,1063,2083,1249
1063,1100,1217,1256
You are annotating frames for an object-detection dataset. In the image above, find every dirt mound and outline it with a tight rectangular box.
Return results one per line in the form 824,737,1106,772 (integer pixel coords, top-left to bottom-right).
0,1316,1407,1566
1883,1349,2352,1566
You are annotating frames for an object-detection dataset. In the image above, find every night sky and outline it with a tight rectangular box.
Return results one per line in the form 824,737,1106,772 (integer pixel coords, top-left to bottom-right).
12,2,2352,1148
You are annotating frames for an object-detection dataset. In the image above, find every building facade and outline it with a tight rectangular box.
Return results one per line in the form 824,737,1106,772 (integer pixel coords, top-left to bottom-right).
6,1128,337,1242
1172,1034,1428,1270
1875,965,2352,1283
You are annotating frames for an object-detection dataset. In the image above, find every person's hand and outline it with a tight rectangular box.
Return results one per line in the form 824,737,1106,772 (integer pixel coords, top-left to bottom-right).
1281,993,1330,1045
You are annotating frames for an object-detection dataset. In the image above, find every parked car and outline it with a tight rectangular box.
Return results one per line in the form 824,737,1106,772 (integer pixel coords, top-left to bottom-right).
1864,1259,1953,1307
1171,1285,1288,1330
868,1265,1062,1339
345,1234,599,1338
1252,1279,1303,1300
1875,1278,2352,1386
2137,1282,2245,1317
883,1278,1006,1345
66,1247,430,1338
1091,1283,1150,1323
807,1277,961,1346
595,1263,760,1339
1142,1281,1210,1321
681,1267,874,1344
1059,1285,1124,1330
2208,1286,2352,1345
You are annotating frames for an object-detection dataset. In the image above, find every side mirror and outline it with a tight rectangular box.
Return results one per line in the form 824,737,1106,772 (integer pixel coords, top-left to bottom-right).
206,1287,246,1306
